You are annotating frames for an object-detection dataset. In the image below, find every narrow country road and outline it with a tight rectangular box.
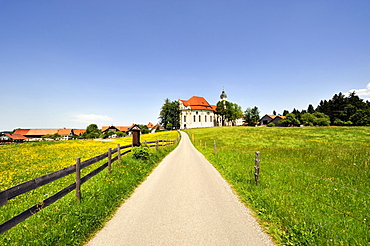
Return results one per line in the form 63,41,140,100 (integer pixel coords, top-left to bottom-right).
87,131,274,246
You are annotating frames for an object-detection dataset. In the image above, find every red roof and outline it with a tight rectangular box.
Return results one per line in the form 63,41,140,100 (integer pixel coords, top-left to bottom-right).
147,122,154,129
14,128,74,136
181,96,216,111
13,129,30,135
73,129,86,136
5,133,28,140
267,115,287,119
102,126,132,132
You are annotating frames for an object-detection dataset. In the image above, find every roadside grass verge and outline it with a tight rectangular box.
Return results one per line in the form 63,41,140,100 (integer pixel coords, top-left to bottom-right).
185,127,369,245
0,131,179,245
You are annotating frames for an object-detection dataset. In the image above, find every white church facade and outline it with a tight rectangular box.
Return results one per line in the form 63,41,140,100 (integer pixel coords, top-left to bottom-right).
179,90,244,129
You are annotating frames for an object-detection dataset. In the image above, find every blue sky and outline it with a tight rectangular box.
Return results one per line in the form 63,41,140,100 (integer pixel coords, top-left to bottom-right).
1,1,370,131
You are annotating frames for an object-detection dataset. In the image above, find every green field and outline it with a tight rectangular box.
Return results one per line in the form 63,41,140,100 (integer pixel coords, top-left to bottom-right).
185,127,369,245
0,131,179,245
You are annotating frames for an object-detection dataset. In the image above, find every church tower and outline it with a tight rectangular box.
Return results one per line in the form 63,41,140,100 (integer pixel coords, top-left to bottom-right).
220,89,228,101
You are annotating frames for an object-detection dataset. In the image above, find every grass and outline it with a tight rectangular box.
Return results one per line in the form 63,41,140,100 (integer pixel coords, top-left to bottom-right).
185,126,369,245
0,131,179,245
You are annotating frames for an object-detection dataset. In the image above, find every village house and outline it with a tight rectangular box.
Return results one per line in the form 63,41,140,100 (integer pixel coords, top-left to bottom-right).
101,125,133,134
259,114,287,127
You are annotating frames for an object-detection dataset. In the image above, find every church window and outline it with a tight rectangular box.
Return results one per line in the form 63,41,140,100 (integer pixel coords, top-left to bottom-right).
210,116,212,122
184,115,186,122
199,115,201,122
194,115,196,122
205,115,207,122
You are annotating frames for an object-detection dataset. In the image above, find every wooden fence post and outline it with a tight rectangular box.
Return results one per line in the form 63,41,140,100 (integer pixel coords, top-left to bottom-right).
254,151,260,185
214,140,217,154
76,157,81,201
108,148,112,174
156,139,159,151
117,144,121,162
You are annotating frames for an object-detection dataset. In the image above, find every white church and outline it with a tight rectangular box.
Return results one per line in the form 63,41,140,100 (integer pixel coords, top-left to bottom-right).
179,90,244,129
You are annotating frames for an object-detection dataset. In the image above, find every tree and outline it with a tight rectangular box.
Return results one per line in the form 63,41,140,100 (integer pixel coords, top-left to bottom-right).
244,106,260,126
279,113,300,127
301,113,316,126
138,124,150,134
273,110,277,115
82,124,101,139
42,133,62,140
215,101,243,126
159,99,180,130
313,112,331,126
316,91,369,125
283,110,289,116
216,101,230,126
349,109,370,126
307,104,315,114
229,102,243,125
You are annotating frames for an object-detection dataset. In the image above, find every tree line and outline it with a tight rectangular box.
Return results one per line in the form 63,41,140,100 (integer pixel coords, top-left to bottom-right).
159,91,370,128
276,92,370,126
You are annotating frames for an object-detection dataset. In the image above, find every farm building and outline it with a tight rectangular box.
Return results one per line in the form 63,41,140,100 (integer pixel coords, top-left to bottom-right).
0,133,28,143
10,128,85,141
260,114,287,127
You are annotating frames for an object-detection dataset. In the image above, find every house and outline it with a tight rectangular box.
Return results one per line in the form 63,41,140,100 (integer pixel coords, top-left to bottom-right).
260,114,287,127
101,125,133,134
12,128,76,140
150,123,164,133
179,90,244,129
0,133,28,143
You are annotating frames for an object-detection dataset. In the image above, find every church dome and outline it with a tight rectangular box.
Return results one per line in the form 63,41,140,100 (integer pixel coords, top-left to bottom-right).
220,90,227,100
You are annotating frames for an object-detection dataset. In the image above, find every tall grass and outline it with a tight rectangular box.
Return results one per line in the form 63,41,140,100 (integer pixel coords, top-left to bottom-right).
0,131,179,245
185,127,369,245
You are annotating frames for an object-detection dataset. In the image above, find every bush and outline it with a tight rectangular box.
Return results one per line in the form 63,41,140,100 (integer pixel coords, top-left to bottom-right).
267,122,275,127
132,144,151,160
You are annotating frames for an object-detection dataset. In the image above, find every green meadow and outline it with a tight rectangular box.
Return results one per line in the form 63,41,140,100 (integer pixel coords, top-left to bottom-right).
185,127,369,245
0,131,179,245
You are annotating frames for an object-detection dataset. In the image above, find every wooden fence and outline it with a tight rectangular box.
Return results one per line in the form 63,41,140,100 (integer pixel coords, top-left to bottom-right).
0,138,178,235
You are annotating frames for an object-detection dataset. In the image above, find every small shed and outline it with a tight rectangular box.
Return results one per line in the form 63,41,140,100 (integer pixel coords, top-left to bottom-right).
130,124,141,147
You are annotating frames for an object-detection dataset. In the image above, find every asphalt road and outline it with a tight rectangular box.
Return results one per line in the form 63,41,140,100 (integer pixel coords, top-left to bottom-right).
87,131,274,246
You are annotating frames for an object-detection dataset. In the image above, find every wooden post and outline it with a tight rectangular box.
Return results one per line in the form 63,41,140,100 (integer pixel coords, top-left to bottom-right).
108,148,112,174
214,140,217,154
76,157,81,201
254,151,260,185
0,190,8,206
156,139,159,151
117,144,121,162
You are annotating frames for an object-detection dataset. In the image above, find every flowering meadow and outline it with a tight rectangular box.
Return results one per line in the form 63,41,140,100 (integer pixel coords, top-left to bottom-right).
0,131,179,245
186,127,369,245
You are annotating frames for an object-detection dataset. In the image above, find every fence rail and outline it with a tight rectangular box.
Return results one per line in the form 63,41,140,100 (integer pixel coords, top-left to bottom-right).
0,138,179,235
